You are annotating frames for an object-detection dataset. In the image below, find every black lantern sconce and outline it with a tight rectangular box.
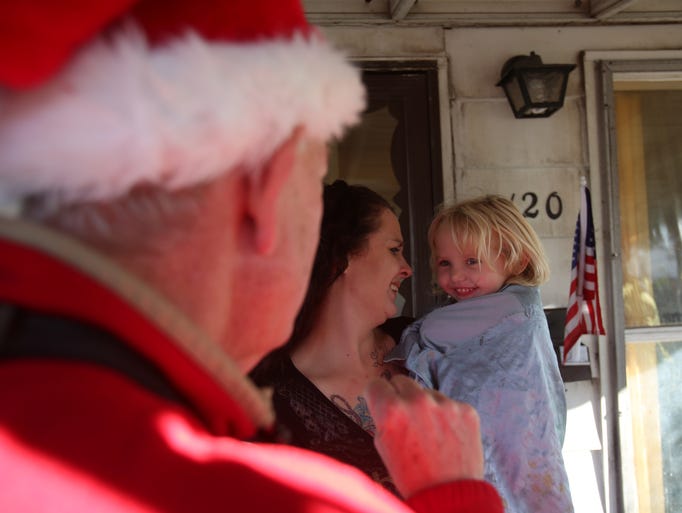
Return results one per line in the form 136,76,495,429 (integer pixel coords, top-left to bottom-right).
496,52,576,119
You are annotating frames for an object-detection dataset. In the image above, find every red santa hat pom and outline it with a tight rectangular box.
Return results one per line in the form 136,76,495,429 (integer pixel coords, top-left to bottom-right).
0,0,365,208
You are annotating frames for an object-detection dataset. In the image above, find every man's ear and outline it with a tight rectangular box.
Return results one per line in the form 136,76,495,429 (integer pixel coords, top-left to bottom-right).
246,128,303,255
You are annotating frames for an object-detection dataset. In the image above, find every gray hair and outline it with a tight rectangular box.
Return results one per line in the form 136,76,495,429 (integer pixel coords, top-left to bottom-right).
23,182,207,255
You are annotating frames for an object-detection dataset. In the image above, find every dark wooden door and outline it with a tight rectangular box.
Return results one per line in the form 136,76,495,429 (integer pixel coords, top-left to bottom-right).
327,61,443,318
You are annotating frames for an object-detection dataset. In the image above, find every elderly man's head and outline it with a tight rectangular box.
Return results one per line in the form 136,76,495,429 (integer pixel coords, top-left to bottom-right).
0,0,365,370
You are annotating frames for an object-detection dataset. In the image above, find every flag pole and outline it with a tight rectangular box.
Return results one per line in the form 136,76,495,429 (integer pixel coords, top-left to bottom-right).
577,176,587,300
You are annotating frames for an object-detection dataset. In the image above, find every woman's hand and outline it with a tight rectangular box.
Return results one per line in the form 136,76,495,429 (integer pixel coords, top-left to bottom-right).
365,375,484,498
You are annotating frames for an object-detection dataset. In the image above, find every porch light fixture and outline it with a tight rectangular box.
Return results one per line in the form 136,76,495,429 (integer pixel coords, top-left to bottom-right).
496,52,576,118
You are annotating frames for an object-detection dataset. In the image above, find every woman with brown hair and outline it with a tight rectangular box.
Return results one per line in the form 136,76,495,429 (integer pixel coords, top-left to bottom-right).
251,180,413,495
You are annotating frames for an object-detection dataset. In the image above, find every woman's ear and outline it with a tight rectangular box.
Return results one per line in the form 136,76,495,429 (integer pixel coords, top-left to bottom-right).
245,128,303,255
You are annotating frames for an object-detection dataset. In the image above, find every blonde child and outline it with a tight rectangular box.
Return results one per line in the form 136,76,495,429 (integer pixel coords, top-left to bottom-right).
388,195,573,513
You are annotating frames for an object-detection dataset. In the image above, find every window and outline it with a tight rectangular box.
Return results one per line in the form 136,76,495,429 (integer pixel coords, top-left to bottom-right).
591,54,682,513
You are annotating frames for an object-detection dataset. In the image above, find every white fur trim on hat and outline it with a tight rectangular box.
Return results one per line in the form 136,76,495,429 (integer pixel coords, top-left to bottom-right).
0,25,365,207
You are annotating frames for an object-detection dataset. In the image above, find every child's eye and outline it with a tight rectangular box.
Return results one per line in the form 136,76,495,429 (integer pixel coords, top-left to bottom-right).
437,260,450,267
465,258,479,266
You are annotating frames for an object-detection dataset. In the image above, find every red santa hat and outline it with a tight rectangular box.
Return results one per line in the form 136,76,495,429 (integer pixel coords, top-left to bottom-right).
0,0,365,208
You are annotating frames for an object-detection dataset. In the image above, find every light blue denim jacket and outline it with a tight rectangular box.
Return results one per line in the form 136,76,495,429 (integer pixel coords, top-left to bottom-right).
387,284,574,513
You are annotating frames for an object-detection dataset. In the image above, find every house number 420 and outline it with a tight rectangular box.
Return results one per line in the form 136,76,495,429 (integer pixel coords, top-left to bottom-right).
510,192,563,220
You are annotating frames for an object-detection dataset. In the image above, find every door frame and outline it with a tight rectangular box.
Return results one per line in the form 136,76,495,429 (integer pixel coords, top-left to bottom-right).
350,58,452,317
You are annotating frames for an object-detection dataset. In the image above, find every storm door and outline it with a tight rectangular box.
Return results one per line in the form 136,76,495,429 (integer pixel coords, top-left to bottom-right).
600,59,682,513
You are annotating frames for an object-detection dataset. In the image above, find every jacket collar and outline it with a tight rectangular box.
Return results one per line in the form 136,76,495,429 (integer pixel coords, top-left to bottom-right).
0,216,275,437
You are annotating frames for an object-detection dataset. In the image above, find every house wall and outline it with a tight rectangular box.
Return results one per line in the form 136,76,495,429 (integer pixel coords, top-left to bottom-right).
321,22,682,513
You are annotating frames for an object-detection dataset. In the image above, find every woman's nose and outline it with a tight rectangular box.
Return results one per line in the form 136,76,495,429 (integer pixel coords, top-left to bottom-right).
400,257,413,278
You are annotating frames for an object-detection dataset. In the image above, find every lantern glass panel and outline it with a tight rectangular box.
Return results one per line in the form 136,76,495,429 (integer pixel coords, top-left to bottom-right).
523,70,565,104
504,76,525,113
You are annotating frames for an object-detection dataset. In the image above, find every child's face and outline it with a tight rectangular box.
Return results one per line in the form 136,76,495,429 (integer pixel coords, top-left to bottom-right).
433,226,510,302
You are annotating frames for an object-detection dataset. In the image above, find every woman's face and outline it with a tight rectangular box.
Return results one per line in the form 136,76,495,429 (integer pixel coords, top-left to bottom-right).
432,226,510,302
344,208,412,323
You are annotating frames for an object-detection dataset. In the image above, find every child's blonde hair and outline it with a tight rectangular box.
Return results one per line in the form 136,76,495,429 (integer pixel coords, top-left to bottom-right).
428,195,550,287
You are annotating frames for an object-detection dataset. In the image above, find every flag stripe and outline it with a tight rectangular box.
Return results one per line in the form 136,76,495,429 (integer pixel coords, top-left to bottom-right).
563,181,605,363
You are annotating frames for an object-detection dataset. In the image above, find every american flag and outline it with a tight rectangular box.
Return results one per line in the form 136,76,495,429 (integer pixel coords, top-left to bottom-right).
563,180,605,363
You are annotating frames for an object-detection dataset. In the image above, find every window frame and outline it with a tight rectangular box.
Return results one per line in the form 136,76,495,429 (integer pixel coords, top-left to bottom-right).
584,49,682,513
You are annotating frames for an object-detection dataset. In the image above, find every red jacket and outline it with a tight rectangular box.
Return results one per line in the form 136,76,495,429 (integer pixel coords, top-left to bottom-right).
0,219,503,513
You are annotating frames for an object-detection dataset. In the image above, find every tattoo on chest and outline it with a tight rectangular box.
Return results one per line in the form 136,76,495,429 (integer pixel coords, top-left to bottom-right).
371,348,394,380
370,348,381,367
330,394,377,436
